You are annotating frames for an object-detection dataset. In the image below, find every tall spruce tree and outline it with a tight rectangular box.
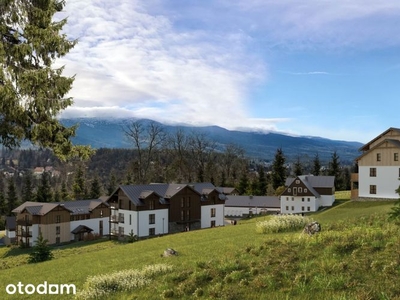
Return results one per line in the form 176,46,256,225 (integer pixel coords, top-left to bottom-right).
257,167,267,196
36,172,53,202
312,153,321,176
6,177,18,215
271,148,286,190
0,0,92,159
90,176,101,199
328,151,341,189
293,156,303,176
22,171,34,202
72,165,85,200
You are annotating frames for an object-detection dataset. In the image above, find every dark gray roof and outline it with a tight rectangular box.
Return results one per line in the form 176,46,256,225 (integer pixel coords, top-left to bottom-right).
285,175,335,188
60,199,107,215
118,183,218,206
5,216,16,231
71,225,93,234
225,195,280,209
13,202,60,215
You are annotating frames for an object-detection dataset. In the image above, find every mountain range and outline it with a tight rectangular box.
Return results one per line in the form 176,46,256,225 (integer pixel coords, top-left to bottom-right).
60,118,363,164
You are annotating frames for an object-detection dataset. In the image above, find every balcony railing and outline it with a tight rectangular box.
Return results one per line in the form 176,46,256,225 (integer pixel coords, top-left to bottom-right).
110,215,118,223
19,230,32,237
17,219,33,226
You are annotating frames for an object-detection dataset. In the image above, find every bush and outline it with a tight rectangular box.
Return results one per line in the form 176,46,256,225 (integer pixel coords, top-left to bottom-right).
28,233,53,263
256,215,312,234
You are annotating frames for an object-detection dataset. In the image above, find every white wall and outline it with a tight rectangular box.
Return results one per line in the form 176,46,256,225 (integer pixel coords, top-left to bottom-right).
280,196,317,214
70,217,110,240
118,209,168,238
359,166,400,199
320,195,335,206
31,224,39,246
5,228,15,239
201,204,224,228
224,207,252,217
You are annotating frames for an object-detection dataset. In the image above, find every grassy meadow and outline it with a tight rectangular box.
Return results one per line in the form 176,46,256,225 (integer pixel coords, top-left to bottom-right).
1,193,400,299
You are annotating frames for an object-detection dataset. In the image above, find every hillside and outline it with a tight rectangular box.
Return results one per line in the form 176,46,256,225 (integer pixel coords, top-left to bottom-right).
1,198,399,299
60,118,363,164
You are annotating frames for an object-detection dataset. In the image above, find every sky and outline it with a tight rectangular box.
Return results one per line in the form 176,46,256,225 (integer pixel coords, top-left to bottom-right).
57,0,400,143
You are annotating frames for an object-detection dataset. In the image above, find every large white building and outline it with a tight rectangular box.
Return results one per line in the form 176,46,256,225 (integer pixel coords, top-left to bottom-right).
352,127,400,199
107,183,226,239
280,175,335,214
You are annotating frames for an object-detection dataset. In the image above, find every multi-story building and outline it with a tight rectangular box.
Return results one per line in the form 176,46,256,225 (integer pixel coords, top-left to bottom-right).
12,199,110,247
280,175,335,214
107,183,226,239
352,127,400,199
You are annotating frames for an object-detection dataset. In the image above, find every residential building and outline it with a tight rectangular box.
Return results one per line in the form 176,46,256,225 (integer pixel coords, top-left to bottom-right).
4,216,16,245
224,195,280,217
12,199,110,247
352,127,400,199
280,175,335,214
107,183,226,239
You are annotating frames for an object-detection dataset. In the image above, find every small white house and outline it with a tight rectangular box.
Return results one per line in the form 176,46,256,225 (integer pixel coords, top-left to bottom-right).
279,175,335,214
224,195,280,217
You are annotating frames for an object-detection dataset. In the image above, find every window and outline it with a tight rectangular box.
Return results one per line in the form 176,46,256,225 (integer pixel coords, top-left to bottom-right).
149,228,155,236
56,226,60,235
307,198,310,202
301,206,304,211
288,188,291,193
292,197,294,201
395,153,399,161
286,197,289,201
149,214,155,224
129,214,132,225
211,220,216,227
118,226,124,236
302,198,304,202
56,237,60,244
298,187,302,193
149,200,155,210
291,206,294,211
181,198,185,208
296,180,300,184
377,153,381,161
304,189,308,193
56,215,61,223
186,210,190,221
119,213,124,223
211,208,216,217
186,197,191,207
286,206,289,211
293,187,297,196
370,168,377,177
370,185,377,194
181,210,185,221
307,207,310,211
70,216,74,221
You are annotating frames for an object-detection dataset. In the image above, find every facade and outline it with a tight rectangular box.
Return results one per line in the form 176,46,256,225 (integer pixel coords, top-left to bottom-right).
4,216,16,245
352,127,400,199
12,199,110,247
224,195,280,217
280,175,335,214
107,183,226,239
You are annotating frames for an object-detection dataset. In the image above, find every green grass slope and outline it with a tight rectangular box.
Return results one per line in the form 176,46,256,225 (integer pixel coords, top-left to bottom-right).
1,197,399,300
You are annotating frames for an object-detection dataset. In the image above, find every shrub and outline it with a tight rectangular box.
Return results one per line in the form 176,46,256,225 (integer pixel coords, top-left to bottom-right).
28,233,53,263
256,215,312,234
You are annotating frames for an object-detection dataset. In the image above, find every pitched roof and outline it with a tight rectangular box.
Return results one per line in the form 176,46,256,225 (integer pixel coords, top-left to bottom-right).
285,175,335,188
359,127,400,151
225,195,280,209
13,202,61,215
356,139,400,161
216,187,238,194
71,225,93,234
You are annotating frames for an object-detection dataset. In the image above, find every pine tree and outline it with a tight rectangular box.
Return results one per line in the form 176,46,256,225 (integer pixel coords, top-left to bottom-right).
0,0,92,159
271,148,286,190
60,181,70,201
312,153,321,176
28,233,53,263
237,172,249,195
73,165,85,200
36,172,53,202
22,171,35,203
293,156,303,176
107,173,117,196
257,167,267,196
90,176,101,199
328,151,341,190
6,177,18,215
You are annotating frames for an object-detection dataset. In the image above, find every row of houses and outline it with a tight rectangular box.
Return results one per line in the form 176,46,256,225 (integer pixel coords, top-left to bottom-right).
4,127,400,247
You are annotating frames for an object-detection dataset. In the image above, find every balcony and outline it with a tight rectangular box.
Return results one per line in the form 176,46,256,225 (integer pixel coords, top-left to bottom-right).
110,229,119,236
19,230,32,237
17,219,32,226
110,215,119,223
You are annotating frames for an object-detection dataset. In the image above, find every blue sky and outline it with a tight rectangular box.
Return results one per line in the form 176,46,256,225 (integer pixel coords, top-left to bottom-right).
57,0,400,143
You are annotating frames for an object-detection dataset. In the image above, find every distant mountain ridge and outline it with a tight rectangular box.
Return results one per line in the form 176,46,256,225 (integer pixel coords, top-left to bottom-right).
60,118,363,164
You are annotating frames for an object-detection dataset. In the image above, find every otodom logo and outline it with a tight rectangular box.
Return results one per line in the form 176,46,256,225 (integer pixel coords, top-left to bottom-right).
6,282,76,295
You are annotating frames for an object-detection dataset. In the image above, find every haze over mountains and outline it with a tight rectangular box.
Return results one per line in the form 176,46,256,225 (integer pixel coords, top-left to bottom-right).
60,118,363,164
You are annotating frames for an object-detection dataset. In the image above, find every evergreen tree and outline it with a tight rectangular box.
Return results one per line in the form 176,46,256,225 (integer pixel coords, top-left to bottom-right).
237,172,249,195
60,181,70,201
271,148,286,190
312,153,321,176
6,177,18,215
53,187,62,202
389,185,400,223
107,173,117,196
22,171,35,203
73,165,85,200
328,151,342,189
0,175,5,215
28,233,53,263
36,172,53,202
90,176,101,199
293,156,303,176
0,0,92,159
257,167,267,196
